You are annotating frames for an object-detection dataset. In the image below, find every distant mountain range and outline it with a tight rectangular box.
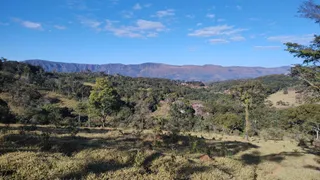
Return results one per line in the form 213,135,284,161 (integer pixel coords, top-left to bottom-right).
25,60,290,82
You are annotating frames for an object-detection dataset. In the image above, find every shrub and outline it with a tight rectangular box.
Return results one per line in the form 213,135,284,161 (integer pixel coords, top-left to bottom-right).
0,98,15,124
213,113,243,132
188,135,208,154
133,150,145,168
39,131,52,151
276,100,289,106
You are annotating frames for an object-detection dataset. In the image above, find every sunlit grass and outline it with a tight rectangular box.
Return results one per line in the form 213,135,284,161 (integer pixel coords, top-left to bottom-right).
267,89,300,109
0,124,319,180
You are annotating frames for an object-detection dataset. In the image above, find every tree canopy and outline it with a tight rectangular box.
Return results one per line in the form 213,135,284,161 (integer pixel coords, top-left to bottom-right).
285,0,320,102
89,78,122,127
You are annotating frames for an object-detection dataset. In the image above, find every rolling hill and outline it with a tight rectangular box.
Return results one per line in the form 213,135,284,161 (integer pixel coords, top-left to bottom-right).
25,59,290,82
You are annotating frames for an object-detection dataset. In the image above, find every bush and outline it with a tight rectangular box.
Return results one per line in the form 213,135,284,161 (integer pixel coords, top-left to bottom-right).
188,135,208,154
276,100,289,106
213,113,243,133
0,98,15,124
133,150,145,168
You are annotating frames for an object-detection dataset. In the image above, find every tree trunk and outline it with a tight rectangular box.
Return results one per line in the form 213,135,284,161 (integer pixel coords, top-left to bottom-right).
88,116,91,128
101,117,106,128
78,113,81,127
316,130,319,140
245,103,250,141
102,120,105,128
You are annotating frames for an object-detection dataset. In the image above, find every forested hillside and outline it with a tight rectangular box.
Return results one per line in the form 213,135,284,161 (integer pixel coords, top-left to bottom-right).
1,0,320,179
1,58,318,140
1,58,319,179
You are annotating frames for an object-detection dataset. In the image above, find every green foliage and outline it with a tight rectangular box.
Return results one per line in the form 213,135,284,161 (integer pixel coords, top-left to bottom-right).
0,98,15,124
285,1,320,102
281,104,320,138
188,135,208,154
213,113,243,132
39,131,52,151
209,75,299,95
298,0,320,24
168,100,195,133
250,106,280,130
231,80,267,139
66,117,79,137
75,101,89,126
10,83,42,108
133,150,145,168
231,80,267,108
89,78,122,127
0,58,318,140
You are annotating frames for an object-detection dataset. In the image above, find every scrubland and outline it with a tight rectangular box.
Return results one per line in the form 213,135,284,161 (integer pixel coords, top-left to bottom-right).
0,124,319,180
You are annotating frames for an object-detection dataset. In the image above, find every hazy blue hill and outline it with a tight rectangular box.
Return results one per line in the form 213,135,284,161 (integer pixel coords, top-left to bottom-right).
25,59,290,82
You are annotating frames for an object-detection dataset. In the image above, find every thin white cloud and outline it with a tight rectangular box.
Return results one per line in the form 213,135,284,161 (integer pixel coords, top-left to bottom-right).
236,5,242,10
196,23,202,26
268,21,277,26
78,17,101,29
110,0,119,5
13,18,42,30
154,9,175,18
267,34,314,44
0,22,9,26
136,19,165,30
133,3,142,10
54,25,66,30
144,4,152,8
188,25,246,37
67,0,87,10
217,18,225,22
230,36,246,41
146,32,158,37
121,11,134,18
209,39,229,44
186,14,195,19
22,21,42,29
254,46,282,50
206,13,215,18
105,19,166,38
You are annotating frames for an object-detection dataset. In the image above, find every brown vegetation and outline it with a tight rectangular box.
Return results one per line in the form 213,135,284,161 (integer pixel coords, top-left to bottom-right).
0,124,319,180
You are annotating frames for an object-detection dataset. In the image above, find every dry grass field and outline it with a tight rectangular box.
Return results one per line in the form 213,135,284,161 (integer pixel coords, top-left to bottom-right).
42,91,79,109
0,124,319,180
267,90,301,109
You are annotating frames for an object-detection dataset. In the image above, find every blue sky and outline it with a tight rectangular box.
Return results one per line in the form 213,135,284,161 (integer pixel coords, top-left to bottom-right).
0,0,318,67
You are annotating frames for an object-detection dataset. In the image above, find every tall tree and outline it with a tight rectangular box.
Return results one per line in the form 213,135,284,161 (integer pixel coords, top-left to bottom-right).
89,78,122,128
285,0,320,102
168,100,195,133
75,101,89,127
231,81,266,140
0,98,15,124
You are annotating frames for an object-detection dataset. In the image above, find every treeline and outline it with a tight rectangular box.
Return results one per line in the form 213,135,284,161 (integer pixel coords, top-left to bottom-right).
209,74,300,94
0,58,319,141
